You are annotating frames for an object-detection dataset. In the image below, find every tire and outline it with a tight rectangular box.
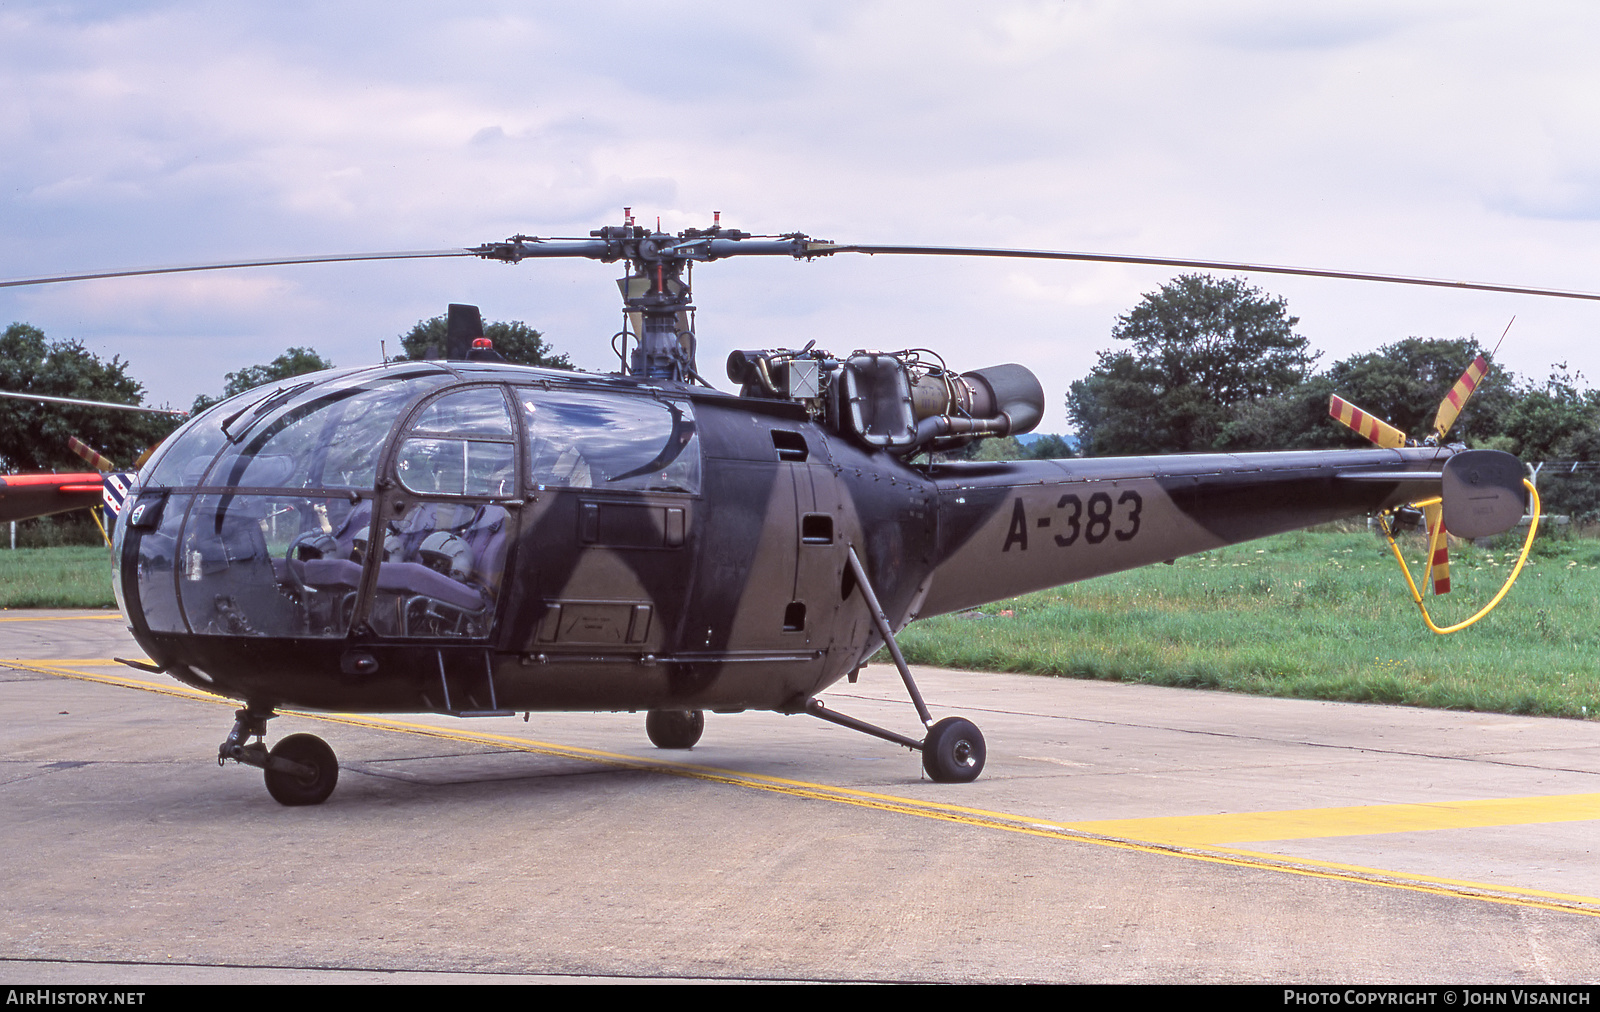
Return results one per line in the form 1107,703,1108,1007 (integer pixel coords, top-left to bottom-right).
922,717,985,783
263,733,339,806
645,709,705,749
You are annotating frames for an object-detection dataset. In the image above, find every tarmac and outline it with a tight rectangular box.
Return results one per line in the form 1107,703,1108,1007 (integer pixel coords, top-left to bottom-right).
2,609,1598,984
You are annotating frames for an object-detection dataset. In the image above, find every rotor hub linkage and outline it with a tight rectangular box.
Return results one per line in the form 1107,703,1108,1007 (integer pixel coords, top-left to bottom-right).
469,220,829,383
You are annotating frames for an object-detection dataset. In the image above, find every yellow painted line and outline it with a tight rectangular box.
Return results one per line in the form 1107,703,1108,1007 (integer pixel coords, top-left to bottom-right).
3,659,228,704
12,656,1600,917
17,658,133,666
0,613,121,622
1066,795,1600,845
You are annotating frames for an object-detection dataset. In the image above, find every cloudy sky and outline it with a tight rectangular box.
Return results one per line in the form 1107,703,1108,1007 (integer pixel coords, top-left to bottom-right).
3,1,1600,432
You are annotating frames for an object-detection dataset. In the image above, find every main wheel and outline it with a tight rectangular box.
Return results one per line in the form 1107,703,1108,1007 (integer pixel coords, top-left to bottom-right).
645,709,705,749
263,733,339,806
922,717,986,783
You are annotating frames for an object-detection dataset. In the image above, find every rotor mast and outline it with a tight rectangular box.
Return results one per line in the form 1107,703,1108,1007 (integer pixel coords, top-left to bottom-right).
469,211,830,382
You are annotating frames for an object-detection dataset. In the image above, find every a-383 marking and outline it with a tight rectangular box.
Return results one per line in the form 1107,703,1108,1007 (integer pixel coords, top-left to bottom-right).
1002,490,1144,552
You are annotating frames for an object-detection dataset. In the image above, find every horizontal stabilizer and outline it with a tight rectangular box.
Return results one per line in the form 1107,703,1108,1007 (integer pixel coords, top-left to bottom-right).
1334,470,1441,483
1440,449,1525,539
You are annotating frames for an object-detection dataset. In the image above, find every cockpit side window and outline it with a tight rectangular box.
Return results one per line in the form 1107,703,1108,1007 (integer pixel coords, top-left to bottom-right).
517,387,700,494
407,386,515,438
396,438,516,497
396,386,518,498
373,387,520,639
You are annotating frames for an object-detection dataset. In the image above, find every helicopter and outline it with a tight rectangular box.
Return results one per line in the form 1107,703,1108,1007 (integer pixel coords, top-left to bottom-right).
0,392,184,524
0,212,1553,806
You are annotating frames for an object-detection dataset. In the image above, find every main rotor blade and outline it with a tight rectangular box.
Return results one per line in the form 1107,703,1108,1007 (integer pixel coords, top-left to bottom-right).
0,390,187,415
813,244,1600,303
0,249,476,289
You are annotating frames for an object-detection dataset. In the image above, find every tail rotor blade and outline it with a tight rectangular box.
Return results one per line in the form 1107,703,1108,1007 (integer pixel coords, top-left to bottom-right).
1422,502,1451,595
67,436,117,472
1329,395,1409,449
1431,355,1490,443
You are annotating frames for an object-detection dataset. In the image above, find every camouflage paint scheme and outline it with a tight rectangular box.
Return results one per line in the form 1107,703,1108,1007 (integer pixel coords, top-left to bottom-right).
115,362,1454,719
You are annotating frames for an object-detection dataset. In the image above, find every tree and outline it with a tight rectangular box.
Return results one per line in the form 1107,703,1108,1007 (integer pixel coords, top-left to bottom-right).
1498,366,1600,520
191,347,335,414
966,433,1077,461
1067,275,1317,455
395,317,571,369
1020,433,1077,459
1499,366,1598,460
0,322,179,473
1217,337,1515,451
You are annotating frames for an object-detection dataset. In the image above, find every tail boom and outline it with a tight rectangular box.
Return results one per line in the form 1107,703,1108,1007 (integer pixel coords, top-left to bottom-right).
915,447,1489,618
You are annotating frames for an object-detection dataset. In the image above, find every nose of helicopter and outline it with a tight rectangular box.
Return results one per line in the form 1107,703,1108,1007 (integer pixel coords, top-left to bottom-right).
110,359,707,710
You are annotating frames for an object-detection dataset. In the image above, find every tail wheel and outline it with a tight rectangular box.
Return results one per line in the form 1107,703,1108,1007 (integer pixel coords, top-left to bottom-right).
645,709,704,749
263,733,339,806
922,717,986,783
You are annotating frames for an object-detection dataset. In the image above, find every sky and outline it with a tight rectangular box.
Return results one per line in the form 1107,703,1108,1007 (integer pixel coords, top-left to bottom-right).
3,1,1600,433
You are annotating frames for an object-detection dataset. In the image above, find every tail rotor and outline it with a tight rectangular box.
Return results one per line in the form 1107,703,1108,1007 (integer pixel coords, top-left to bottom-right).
1329,353,1538,633
1328,353,1494,597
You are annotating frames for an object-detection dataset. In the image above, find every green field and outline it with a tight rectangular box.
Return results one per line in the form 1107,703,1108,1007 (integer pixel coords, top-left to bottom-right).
898,525,1600,720
0,546,118,610
3,532,1596,719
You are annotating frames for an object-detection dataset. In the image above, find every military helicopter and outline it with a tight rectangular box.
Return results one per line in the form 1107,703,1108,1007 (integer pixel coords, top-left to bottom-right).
0,212,1555,805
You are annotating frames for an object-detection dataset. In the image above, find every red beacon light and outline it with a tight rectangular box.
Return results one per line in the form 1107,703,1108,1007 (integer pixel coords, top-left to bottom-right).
466,335,504,363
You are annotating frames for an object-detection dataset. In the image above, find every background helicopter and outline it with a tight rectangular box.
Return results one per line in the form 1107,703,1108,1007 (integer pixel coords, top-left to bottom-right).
0,393,182,525
0,214,1546,805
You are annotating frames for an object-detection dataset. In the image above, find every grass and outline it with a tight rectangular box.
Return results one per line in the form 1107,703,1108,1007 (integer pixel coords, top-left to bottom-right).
897,526,1600,720
0,546,118,609
4,530,1598,720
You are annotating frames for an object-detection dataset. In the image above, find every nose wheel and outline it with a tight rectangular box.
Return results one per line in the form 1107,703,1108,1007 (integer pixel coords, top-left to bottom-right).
263,733,340,805
218,706,340,806
645,708,705,749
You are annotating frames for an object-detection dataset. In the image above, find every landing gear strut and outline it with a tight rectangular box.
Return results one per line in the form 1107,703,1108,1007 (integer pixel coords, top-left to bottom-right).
217,705,339,806
797,547,988,783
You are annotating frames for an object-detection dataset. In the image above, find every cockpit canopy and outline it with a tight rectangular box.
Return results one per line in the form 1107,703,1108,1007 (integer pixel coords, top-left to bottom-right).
119,364,701,643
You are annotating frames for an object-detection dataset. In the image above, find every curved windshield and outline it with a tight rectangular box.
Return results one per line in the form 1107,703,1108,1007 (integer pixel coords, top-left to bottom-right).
123,365,457,639
206,368,452,490
143,365,452,491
